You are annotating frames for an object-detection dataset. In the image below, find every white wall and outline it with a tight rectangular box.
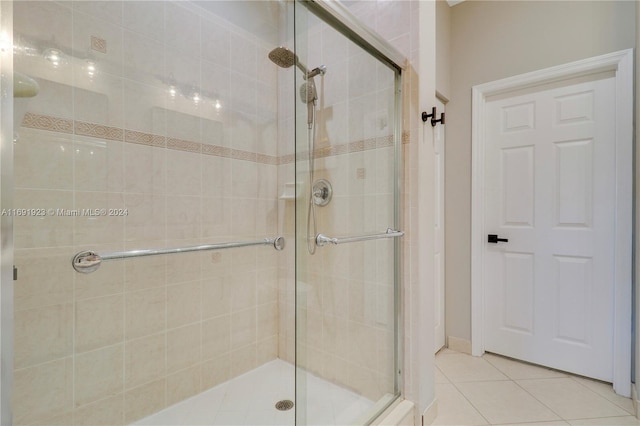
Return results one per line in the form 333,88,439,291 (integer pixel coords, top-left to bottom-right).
446,0,636,343
435,0,451,100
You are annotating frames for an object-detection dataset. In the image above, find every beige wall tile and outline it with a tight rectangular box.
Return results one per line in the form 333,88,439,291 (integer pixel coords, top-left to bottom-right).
231,308,256,350
230,343,257,377
167,323,201,374
14,248,73,311
73,394,124,426
14,303,73,369
14,129,73,190
201,276,232,319
166,365,202,406
257,267,278,305
167,281,201,329
166,196,201,240
75,294,124,353
125,333,166,390
124,253,166,292
124,379,166,424
13,358,73,425
74,139,125,194
231,270,256,312
30,410,74,426
75,345,124,407
166,149,201,196
124,194,166,244
166,251,202,285
125,287,166,340
123,142,166,194
202,315,230,360
230,198,257,237
14,189,74,249
201,196,232,239
201,354,231,391
74,191,126,246
257,302,278,339
75,260,124,300
257,336,278,366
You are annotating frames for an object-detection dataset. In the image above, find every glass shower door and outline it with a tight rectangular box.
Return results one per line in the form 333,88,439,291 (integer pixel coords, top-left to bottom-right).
294,2,402,424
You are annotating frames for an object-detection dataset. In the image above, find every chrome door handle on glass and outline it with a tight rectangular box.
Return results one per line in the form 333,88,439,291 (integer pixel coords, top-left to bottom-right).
315,228,404,247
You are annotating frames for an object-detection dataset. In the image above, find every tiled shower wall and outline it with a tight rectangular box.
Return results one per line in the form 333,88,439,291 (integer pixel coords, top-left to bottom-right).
12,2,281,425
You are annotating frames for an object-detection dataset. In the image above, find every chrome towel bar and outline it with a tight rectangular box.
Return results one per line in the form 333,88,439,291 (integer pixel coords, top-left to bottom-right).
72,236,285,274
315,228,404,247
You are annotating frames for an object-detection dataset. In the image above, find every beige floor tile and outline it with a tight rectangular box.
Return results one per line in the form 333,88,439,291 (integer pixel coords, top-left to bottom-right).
517,378,629,420
436,348,461,356
436,353,509,383
483,353,568,380
432,383,488,426
497,422,570,426
435,367,450,384
568,416,640,425
571,376,635,415
456,381,560,424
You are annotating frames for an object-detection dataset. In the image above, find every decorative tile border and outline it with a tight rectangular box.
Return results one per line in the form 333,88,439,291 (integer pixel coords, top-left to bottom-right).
125,130,166,148
20,112,408,165
75,121,123,141
167,138,201,153
22,113,73,134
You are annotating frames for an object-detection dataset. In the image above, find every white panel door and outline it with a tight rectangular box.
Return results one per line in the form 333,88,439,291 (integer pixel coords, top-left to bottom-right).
483,74,616,381
434,98,445,353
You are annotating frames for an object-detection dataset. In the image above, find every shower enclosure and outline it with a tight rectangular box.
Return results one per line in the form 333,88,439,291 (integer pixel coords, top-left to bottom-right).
2,1,404,424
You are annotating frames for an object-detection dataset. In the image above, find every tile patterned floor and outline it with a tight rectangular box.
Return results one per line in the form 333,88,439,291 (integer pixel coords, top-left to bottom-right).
434,349,639,426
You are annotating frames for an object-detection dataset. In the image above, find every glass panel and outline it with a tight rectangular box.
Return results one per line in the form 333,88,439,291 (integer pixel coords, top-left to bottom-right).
294,2,401,424
11,1,295,425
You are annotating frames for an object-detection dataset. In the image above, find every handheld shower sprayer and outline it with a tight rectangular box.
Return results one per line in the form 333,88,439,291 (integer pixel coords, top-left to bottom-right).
268,47,326,129
268,46,328,255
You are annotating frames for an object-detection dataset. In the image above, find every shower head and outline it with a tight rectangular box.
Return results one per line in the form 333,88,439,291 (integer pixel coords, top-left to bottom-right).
268,46,308,75
268,47,328,80
268,46,327,129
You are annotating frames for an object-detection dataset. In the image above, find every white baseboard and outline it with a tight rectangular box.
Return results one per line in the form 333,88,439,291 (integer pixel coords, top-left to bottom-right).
447,336,472,354
422,398,438,425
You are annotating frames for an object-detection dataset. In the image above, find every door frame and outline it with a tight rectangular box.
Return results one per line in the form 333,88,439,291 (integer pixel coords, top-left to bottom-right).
470,49,633,396
434,94,447,353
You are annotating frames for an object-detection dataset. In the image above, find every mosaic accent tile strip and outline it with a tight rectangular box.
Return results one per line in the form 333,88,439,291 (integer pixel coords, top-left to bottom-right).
256,153,278,165
22,113,73,134
75,121,123,141
125,130,166,148
167,138,201,154
278,154,295,165
20,113,407,165
378,135,394,148
231,149,256,162
349,139,365,153
363,138,377,151
202,144,231,157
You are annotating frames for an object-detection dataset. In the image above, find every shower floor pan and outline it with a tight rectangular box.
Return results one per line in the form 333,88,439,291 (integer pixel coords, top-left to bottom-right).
132,359,374,425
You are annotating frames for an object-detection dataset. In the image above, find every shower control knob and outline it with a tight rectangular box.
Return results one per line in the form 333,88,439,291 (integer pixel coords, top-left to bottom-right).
312,179,333,207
